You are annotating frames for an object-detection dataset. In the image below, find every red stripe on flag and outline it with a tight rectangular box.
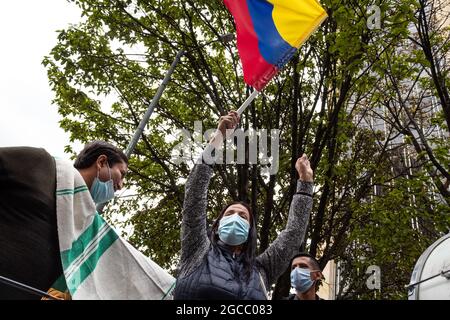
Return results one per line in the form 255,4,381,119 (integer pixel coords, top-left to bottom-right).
224,0,278,90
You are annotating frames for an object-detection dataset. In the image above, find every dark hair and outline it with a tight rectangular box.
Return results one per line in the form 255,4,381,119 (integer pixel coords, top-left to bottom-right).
210,201,257,279
74,141,128,169
290,252,321,271
290,252,323,290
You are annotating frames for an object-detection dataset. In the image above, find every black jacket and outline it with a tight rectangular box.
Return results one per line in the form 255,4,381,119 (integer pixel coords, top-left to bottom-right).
285,293,324,300
174,241,266,300
0,147,62,299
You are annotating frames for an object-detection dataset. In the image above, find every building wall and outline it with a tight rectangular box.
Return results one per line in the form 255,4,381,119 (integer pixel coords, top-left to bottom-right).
438,0,450,28
318,260,337,300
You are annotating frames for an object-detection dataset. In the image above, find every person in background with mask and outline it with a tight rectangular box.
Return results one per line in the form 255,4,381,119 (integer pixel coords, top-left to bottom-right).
287,252,324,300
173,111,314,300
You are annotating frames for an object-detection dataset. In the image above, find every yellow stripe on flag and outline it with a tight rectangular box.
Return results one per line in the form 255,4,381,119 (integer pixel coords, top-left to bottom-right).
268,0,328,48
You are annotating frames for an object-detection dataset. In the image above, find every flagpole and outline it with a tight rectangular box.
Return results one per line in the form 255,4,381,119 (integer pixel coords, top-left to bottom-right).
237,90,259,116
0,275,59,300
204,89,259,164
237,90,259,115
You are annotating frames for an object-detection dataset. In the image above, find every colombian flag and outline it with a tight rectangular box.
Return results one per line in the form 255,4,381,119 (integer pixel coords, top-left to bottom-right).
224,0,328,91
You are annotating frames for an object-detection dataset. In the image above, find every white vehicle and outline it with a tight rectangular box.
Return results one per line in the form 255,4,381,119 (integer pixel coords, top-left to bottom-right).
408,233,450,300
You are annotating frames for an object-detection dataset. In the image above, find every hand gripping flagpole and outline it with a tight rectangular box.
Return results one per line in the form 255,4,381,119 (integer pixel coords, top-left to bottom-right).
205,89,259,154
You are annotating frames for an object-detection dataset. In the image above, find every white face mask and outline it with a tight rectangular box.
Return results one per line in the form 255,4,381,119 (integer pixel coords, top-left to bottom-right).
290,267,315,293
90,165,115,204
218,213,250,246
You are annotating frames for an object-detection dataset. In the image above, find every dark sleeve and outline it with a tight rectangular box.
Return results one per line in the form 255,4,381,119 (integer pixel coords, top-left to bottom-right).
256,181,313,286
0,147,62,299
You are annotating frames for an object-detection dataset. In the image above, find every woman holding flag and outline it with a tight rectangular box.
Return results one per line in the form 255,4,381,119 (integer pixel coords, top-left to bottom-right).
173,111,314,300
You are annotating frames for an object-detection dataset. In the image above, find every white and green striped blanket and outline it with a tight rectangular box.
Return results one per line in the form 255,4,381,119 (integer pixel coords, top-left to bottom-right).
54,158,175,299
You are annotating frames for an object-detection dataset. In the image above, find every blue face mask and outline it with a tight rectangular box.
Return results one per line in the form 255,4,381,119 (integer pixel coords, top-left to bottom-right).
90,165,115,204
291,267,315,293
218,213,250,246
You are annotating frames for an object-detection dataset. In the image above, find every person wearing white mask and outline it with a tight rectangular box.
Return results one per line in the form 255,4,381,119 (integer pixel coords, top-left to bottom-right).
75,141,128,204
287,253,324,300
47,141,128,299
173,110,314,300
0,141,127,299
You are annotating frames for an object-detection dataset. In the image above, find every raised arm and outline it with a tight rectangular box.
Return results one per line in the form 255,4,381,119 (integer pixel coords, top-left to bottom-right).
256,154,314,285
178,111,240,274
179,162,214,269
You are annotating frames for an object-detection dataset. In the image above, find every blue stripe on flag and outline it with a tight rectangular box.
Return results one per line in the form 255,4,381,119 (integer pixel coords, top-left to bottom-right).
246,0,295,67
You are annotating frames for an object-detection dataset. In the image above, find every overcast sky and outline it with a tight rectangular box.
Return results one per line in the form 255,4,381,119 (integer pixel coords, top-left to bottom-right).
0,1,82,157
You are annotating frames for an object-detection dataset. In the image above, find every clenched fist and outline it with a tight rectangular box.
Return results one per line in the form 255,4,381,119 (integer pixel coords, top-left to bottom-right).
295,154,313,182
209,111,240,147
217,111,240,139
